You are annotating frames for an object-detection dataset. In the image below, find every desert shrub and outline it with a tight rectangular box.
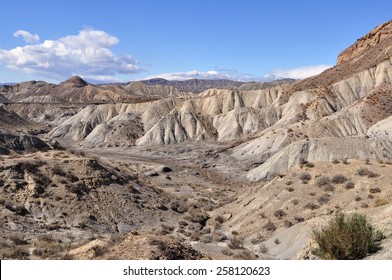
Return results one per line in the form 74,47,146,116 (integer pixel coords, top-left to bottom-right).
251,233,264,244
228,237,244,249
212,231,227,242
32,248,44,257
152,240,203,260
313,213,382,259
274,238,281,245
7,247,29,259
305,162,315,168
259,244,269,254
360,203,369,208
215,215,225,224
221,248,233,256
317,194,331,205
357,168,369,176
263,220,276,231
158,224,174,235
283,219,293,228
60,253,74,260
322,184,335,192
9,235,29,245
369,187,381,194
331,174,348,184
235,249,258,260
354,196,362,202
91,245,107,257
17,161,37,172
291,199,299,205
345,181,355,190
316,176,330,187
342,158,349,164
51,166,67,177
273,209,287,219
300,172,311,182
294,216,305,223
367,171,379,178
331,159,339,164
304,202,319,210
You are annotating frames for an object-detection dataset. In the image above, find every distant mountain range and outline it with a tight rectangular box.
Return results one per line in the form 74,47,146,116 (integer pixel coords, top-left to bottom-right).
0,76,296,103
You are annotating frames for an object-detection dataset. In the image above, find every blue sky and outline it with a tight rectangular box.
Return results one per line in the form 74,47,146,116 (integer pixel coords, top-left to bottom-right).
0,0,391,83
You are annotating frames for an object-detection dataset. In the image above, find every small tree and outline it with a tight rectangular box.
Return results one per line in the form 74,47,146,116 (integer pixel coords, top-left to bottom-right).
313,213,382,259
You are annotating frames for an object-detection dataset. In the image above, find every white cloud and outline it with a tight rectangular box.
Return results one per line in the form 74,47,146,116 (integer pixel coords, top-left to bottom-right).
263,64,332,80
0,29,142,81
144,69,257,81
13,30,40,44
144,65,333,82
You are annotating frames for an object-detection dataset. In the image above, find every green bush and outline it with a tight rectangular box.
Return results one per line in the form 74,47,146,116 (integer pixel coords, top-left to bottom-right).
313,213,382,259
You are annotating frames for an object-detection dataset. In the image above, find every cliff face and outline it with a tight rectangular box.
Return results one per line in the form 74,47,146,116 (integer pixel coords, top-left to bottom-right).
337,20,392,65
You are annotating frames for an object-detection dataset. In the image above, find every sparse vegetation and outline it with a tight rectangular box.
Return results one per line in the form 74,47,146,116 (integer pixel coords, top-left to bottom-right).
357,167,369,176
316,176,330,187
273,209,287,219
228,237,244,249
345,181,355,189
294,216,305,223
331,174,348,184
251,233,264,244
215,215,225,224
313,213,382,259
91,245,107,257
51,166,67,177
235,249,258,260
263,220,276,231
304,202,319,210
259,244,269,254
369,187,381,194
305,162,315,168
322,184,335,192
221,248,233,256
283,219,293,228
300,172,311,183
317,194,331,205
367,171,379,178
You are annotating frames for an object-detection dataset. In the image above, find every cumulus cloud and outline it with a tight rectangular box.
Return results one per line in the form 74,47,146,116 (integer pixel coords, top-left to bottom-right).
144,65,333,82
13,30,40,44
144,69,257,81
0,29,142,81
263,64,332,80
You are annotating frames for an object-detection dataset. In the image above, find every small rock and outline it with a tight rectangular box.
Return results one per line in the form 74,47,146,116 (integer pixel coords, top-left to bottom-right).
145,171,159,177
117,223,133,234
155,166,172,173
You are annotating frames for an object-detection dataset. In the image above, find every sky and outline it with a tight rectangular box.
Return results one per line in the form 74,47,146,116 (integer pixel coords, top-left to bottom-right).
0,0,391,84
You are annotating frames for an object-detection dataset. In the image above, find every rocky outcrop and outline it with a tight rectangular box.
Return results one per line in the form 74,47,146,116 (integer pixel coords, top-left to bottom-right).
0,128,49,152
337,20,392,65
0,93,10,103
